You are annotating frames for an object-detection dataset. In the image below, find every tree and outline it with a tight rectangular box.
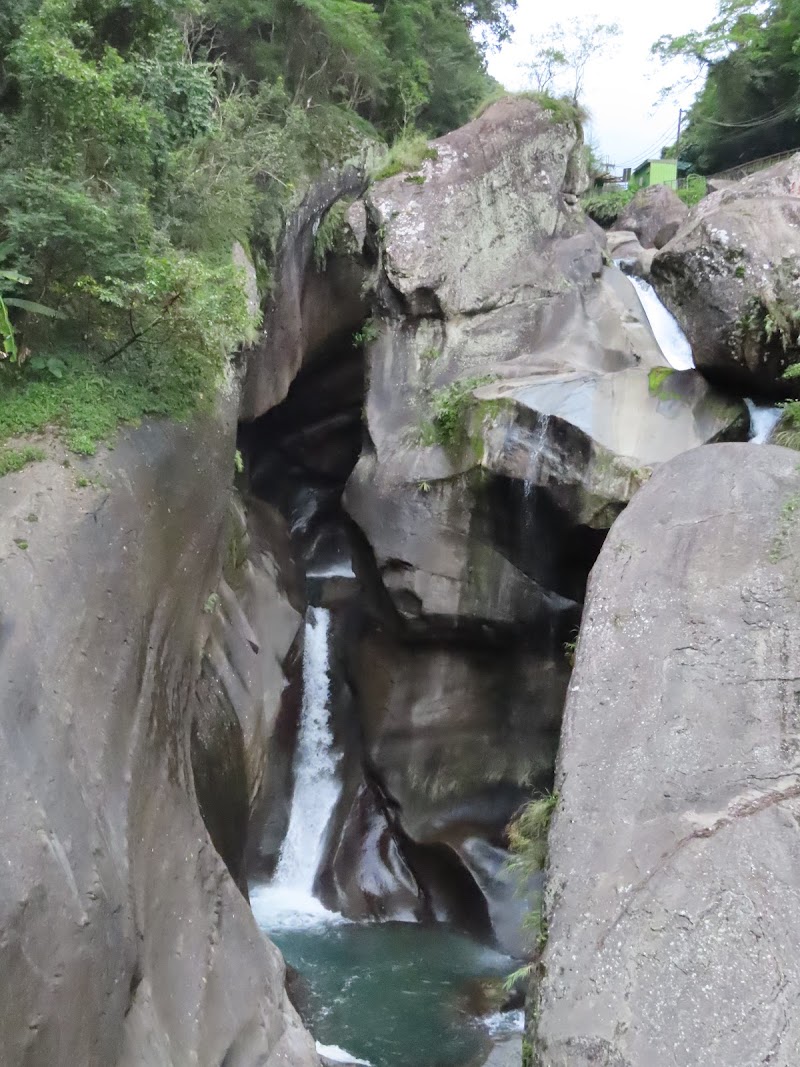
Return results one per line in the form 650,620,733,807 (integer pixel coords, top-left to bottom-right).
525,18,620,103
652,0,800,173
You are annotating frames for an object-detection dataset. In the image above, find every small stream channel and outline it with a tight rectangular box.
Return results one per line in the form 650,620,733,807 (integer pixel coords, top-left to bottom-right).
249,599,521,1066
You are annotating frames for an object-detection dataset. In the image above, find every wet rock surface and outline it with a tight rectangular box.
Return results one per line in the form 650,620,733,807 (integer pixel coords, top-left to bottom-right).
535,443,800,1066
0,414,317,1066
652,153,800,395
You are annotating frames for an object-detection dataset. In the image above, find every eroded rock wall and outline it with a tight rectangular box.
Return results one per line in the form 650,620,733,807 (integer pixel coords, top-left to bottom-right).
535,443,800,1066
0,410,317,1066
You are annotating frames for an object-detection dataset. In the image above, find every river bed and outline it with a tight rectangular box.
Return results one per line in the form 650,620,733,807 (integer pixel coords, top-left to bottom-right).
252,900,522,1067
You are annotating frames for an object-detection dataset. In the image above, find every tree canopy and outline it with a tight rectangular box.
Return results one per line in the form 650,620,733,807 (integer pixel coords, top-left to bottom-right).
0,0,514,456
654,0,800,173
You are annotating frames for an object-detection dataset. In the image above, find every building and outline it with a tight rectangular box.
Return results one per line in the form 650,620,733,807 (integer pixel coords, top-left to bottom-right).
628,158,693,189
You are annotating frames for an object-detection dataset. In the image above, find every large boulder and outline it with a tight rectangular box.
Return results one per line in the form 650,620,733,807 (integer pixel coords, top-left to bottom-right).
239,101,744,955
616,183,688,249
0,417,317,1066
604,229,654,276
652,153,800,395
534,443,800,1066
345,97,746,630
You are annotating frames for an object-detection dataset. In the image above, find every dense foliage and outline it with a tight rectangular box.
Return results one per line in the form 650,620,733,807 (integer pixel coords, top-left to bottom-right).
654,0,800,173
0,0,511,460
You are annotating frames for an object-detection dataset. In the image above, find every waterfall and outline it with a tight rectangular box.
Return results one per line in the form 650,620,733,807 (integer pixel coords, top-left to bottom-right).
523,415,550,499
627,275,695,371
745,398,783,444
250,606,345,929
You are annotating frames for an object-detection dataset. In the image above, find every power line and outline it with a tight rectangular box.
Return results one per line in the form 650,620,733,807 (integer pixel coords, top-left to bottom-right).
691,103,797,129
616,120,681,168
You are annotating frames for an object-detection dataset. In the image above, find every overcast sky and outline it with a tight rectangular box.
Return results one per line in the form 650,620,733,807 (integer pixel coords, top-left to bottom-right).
486,0,720,171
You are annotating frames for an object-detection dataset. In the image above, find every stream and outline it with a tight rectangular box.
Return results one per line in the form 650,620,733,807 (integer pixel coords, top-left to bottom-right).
250,604,522,1065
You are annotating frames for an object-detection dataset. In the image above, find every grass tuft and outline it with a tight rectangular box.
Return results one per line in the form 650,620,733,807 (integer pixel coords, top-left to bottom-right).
372,130,438,181
473,89,587,125
0,444,45,477
0,352,211,462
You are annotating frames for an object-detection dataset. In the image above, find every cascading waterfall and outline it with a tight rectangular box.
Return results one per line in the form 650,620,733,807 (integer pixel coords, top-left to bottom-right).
622,271,783,444
627,275,695,371
523,415,550,500
251,605,344,928
745,398,783,444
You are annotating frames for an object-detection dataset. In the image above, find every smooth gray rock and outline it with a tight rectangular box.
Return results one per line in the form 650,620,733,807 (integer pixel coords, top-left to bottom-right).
241,167,369,420
617,184,688,249
0,417,318,1066
483,1035,523,1067
652,153,800,395
346,99,745,627
535,443,800,1066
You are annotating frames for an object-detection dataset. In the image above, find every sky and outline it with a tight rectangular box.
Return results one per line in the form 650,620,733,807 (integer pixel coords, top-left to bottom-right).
486,0,720,172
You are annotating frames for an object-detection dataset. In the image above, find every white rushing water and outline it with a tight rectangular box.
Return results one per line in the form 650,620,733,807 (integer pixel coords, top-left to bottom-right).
745,398,783,444
628,275,695,371
316,1043,373,1066
523,414,550,500
250,606,345,930
483,1010,525,1036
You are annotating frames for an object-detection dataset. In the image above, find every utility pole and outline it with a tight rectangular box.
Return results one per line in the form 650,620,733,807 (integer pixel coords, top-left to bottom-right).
676,108,684,160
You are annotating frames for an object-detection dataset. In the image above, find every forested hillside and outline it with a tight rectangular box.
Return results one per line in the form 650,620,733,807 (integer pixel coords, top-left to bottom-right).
655,0,800,173
0,0,510,461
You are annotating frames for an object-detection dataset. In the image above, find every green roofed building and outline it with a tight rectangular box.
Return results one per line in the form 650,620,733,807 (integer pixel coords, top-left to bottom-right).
629,159,694,190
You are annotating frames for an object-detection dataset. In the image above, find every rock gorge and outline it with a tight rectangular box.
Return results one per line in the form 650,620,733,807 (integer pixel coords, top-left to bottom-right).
1,96,799,1066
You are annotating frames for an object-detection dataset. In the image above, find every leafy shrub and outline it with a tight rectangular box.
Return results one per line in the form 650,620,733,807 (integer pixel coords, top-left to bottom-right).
581,187,634,227
313,200,353,270
419,375,491,448
776,398,800,450
372,129,438,181
677,176,707,207
507,793,558,875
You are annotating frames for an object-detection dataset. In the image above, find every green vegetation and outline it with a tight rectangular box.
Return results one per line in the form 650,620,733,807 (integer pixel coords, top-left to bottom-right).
373,130,439,180
769,490,800,562
677,175,708,206
0,444,45,477
419,375,492,448
502,791,558,1005
75,472,107,489
474,88,587,125
654,0,800,174
508,792,558,875
648,366,676,395
0,353,224,457
314,201,353,271
581,186,633,227
582,172,707,228
0,0,512,460
563,633,578,666
354,319,380,347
